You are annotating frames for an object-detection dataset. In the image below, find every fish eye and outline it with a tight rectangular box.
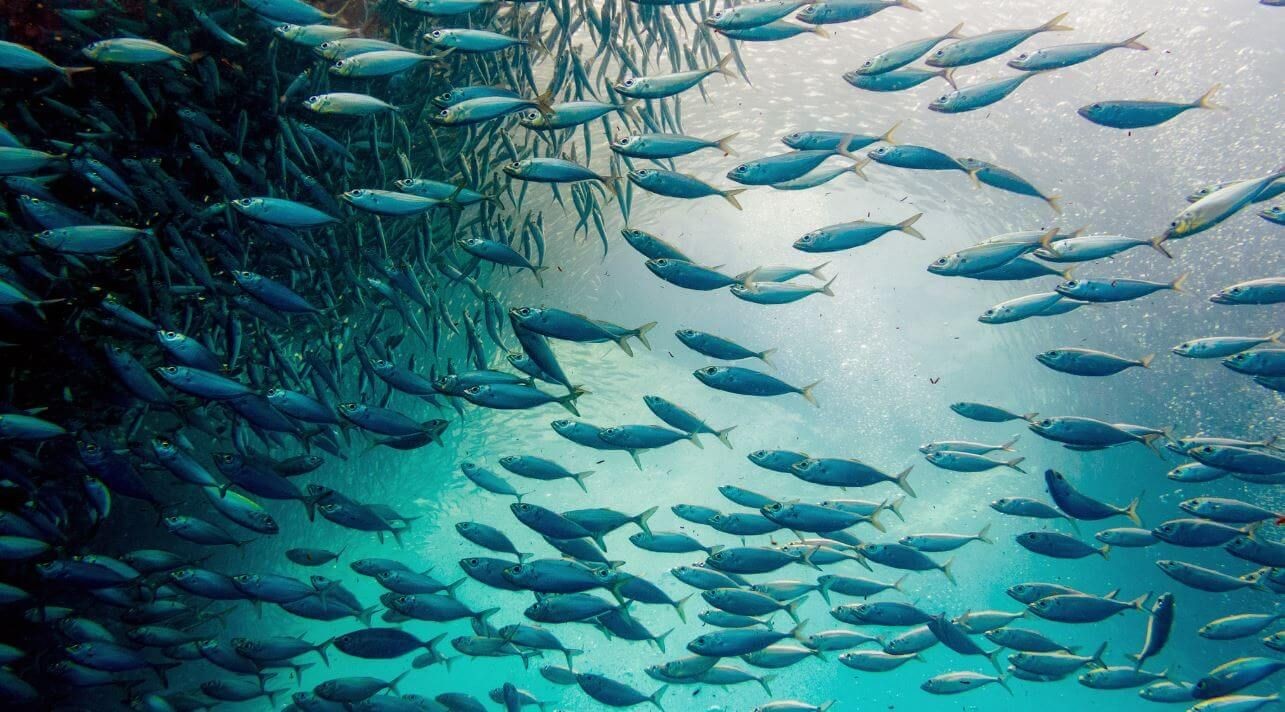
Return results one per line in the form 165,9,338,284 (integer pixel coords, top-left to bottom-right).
334,60,345,67
1065,280,1078,287
438,109,449,117
307,95,319,102
1040,419,1052,427
653,258,667,265
937,95,948,102
932,49,943,56
860,60,872,67
733,165,746,173
933,258,947,265
1017,53,1028,60
1091,103,1101,110
431,30,442,38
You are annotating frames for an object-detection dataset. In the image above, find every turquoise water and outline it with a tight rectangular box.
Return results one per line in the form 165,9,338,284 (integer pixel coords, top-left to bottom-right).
0,0,1282,709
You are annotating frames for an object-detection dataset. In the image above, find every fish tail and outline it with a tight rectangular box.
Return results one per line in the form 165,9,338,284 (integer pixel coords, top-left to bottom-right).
1148,235,1173,258
673,593,691,623
888,496,908,522
715,425,736,449
1195,83,1224,110
1119,31,1148,50
809,261,831,279
357,604,380,627
1265,329,1283,345
532,265,548,287
649,684,668,711
573,470,594,493
1091,642,1108,668
1037,227,1061,254
893,573,910,592
721,187,747,210
1098,544,1111,560
939,68,958,90
819,275,837,297
1045,194,1063,214
1040,11,1073,32
1138,353,1155,369
880,120,902,145
714,53,737,79
996,672,1012,694
1170,271,1190,293
799,379,822,407
867,509,885,532
635,505,659,534
784,597,805,623
715,131,740,156
315,637,333,667
849,157,871,181
633,321,657,350
387,669,411,696
811,25,830,38
60,65,94,85
757,673,776,696
1007,456,1027,472
1129,591,1151,611
893,466,916,497
789,618,810,642
1000,434,1021,451
977,523,994,544
758,348,776,369
897,0,922,11
1125,490,1144,525
533,89,555,114
940,557,956,585
897,212,925,240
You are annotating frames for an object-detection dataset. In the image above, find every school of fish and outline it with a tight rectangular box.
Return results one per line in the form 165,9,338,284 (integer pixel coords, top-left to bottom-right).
0,0,1281,710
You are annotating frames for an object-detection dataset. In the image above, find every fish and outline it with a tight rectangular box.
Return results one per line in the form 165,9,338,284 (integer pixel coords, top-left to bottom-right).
1079,85,1223,129
694,366,820,405
926,13,1073,67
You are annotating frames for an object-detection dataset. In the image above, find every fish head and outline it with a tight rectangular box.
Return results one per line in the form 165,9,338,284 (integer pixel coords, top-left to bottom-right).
500,160,523,177
611,135,637,152
1035,350,1064,367
781,132,807,149
1209,285,1242,304
518,109,545,128
928,92,957,112
1171,341,1196,356
336,402,362,415
1077,102,1108,122
792,458,818,473
924,47,948,67
1007,51,1035,70
628,168,651,186
926,253,961,274
156,329,186,345
613,78,638,95
726,162,754,182
794,230,821,249
761,502,783,515
302,95,328,112
342,189,371,205
330,58,354,76
430,107,456,125
1054,279,1084,297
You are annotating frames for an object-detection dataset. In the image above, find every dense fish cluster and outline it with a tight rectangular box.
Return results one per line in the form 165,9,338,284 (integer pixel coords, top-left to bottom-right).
0,0,1280,711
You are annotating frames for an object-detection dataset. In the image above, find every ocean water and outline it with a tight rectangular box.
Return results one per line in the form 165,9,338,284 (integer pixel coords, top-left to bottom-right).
1,0,1282,710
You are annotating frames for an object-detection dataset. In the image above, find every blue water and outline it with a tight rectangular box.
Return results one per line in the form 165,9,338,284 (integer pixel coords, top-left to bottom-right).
2,0,1283,709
